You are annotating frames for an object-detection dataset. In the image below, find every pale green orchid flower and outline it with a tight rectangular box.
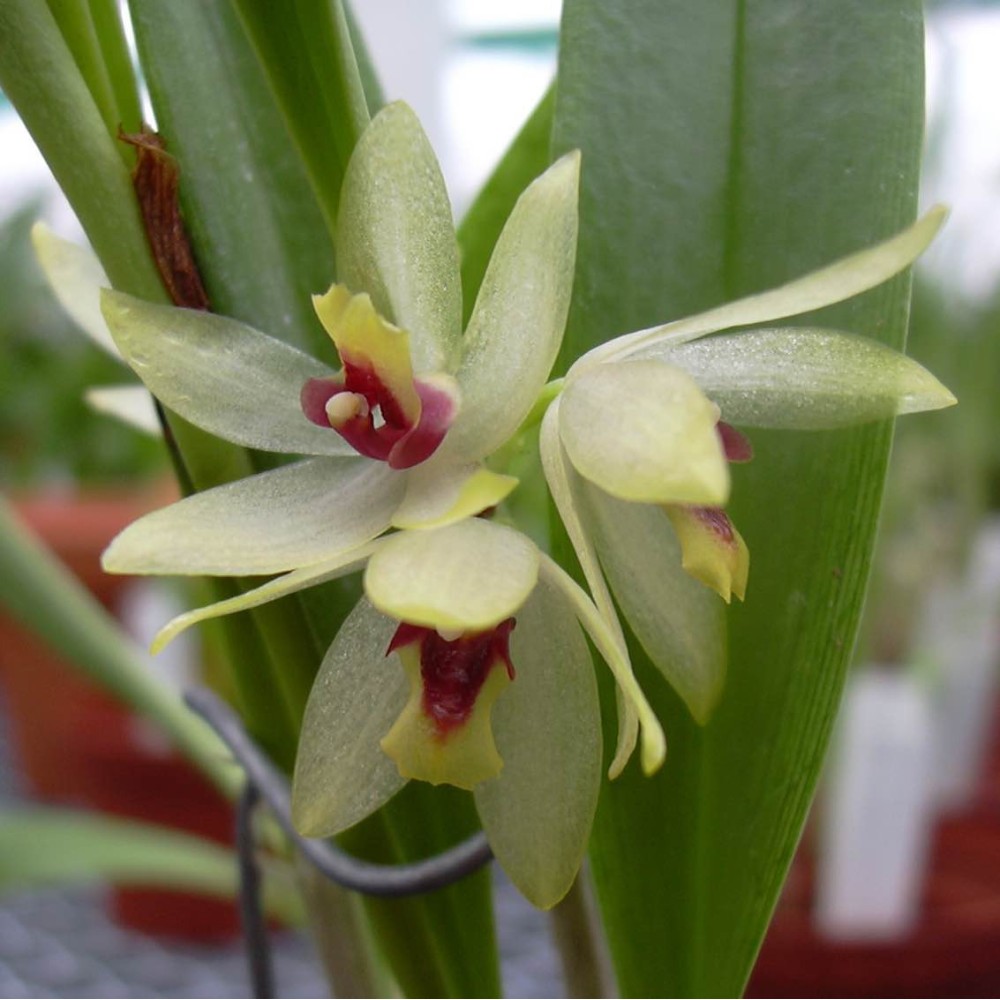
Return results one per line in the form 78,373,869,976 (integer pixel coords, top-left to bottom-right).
541,206,957,727
85,102,662,908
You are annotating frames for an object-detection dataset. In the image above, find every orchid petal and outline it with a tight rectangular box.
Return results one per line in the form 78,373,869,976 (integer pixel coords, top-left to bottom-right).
381,623,513,789
539,555,665,776
292,599,408,837
560,360,729,506
443,152,580,463
391,459,518,530
84,386,161,435
32,223,118,358
103,457,401,576
657,328,957,428
100,290,353,456
587,205,947,365
336,102,461,372
581,485,728,724
151,544,377,653
539,402,639,774
665,506,749,604
475,578,601,909
364,519,539,632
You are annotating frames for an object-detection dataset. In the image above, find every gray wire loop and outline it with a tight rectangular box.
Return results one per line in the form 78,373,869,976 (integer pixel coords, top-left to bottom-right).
184,687,494,897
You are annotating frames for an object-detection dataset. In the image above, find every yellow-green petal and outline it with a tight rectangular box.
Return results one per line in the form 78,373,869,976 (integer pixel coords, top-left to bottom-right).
292,600,408,838
665,505,749,604
475,578,602,909
151,544,376,653
364,520,539,632
101,290,353,456
381,637,511,790
443,151,580,463
581,485,728,724
103,457,402,576
391,459,518,530
32,222,118,357
84,386,160,435
336,102,461,372
586,205,947,366
659,328,957,428
560,360,729,506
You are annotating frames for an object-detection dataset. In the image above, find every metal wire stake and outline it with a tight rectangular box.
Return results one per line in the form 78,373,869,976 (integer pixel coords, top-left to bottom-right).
236,782,275,999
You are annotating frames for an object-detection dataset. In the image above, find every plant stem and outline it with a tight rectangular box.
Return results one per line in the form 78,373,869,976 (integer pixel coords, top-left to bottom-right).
549,872,615,999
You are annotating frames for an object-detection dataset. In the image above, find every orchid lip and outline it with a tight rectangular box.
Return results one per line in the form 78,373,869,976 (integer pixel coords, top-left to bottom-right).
301,371,458,469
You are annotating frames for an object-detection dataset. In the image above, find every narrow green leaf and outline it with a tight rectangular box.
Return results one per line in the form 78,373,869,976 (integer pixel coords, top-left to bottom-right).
457,85,555,325
0,808,301,923
129,0,336,358
0,499,238,797
553,2,925,995
231,0,370,236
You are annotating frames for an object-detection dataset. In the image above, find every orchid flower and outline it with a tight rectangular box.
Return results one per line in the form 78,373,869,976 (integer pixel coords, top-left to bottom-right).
540,206,956,725
79,97,954,908
79,102,661,907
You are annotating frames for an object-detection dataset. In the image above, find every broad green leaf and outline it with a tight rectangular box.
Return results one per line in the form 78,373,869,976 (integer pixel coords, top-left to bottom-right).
660,327,956,429
457,85,556,325
445,152,580,463
560,360,728,505
101,291,352,457
475,578,602,909
0,808,300,924
578,485,727,724
129,0,335,358
364,520,539,632
553,2,926,995
336,102,462,372
292,600,408,838
103,457,401,576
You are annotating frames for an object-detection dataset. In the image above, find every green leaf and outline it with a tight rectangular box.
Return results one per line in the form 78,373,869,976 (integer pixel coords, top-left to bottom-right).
0,808,301,923
129,0,336,358
230,0,370,236
0,499,237,797
553,2,925,995
337,102,462,371
475,577,602,910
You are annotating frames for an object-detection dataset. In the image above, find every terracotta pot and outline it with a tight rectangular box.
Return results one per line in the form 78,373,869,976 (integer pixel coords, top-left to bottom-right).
0,489,241,940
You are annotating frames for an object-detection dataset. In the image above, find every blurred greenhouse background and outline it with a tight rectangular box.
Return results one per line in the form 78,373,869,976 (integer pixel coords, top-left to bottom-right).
2,1,1000,996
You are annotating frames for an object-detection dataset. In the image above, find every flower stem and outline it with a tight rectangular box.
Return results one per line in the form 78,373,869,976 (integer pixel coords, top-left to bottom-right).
549,873,615,998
